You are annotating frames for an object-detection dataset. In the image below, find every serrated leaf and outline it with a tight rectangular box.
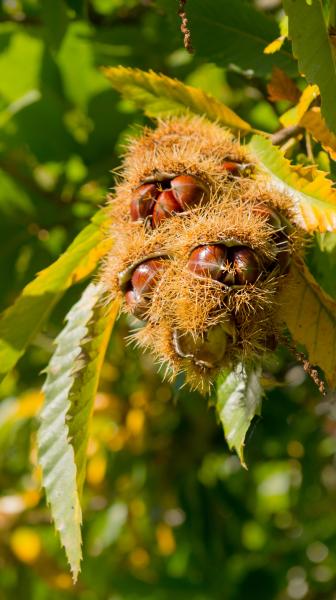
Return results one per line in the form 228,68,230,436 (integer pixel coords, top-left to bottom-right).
267,67,300,103
187,0,296,77
279,259,336,389
68,296,120,497
38,283,104,581
280,84,319,127
300,107,336,160
216,365,263,467
103,66,251,133
249,135,336,232
0,208,111,383
283,0,336,134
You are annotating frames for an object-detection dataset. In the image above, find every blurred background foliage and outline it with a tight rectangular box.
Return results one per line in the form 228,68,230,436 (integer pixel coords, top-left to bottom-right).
1,1,336,599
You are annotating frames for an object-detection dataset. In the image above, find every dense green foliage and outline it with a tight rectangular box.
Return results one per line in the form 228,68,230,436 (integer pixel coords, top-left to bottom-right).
1,1,336,599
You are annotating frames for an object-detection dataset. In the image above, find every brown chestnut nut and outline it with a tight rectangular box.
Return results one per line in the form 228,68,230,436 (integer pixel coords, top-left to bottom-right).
232,247,261,285
124,288,145,319
130,183,158,221
171,174,208,209
221,161,242,173
173,323,230,369
221,161,254,176
188,245,227,280
152,190,183,227
125,259,165,319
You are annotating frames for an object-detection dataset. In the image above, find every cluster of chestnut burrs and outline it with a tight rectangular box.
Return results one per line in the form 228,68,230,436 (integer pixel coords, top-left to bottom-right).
122,165,291,326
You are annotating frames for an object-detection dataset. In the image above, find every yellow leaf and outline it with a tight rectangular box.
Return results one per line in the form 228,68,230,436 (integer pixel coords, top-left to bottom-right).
0,208,111,382
267,67,301,104
103,66,252,133
279,259,336,388
300,107,336,160
71,237,112,284
264,15,288,54
264,36,286,54
250,135,336,232
280,84,319,127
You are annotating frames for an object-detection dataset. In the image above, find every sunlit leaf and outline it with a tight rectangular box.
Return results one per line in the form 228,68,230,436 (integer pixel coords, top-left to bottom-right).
264,16,288,56
279,84,319,127
0,208,111,384
283,0,336,133
279,259,336,389
38,282,105,580
216,365,263,467
249,135,336,232
264,36,286,54
300,107,336,161
68,296,121,497
103,66,252,133
267,67,300,103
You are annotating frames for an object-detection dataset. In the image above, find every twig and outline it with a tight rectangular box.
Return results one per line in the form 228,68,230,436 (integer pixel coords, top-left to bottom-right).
271,125,303,146
178,0,193,53
284,338,326,395
305,130,314,162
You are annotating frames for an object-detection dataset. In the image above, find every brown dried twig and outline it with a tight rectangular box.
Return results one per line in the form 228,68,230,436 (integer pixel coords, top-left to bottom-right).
270,125,303,146
178,0,194,53
285,338,326,395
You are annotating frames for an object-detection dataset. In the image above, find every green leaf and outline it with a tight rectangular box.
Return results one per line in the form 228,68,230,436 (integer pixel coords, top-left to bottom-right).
283,0,336,134
187,0,296,77
216,365,263,467
0,89,41,127
249,134,336,232
41,0,69,51
0,208,111,383
68,296,121,497
0,24,43,102
279,259,336,389
103,66,252,133
38,283,105,580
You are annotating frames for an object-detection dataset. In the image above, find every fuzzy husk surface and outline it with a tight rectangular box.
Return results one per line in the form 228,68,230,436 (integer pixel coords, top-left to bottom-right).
101,116,304,390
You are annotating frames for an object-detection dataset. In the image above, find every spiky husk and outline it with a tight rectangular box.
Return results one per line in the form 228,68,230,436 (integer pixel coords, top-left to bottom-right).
101,116,305,391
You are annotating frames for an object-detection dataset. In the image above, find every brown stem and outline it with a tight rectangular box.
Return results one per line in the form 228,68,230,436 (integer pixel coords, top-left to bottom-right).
270,125,303,146
284,337,326,395
178,0,194,53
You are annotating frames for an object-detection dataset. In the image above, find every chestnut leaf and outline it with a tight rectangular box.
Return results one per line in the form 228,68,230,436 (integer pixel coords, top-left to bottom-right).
0,208,111,384
38,283,119,582
103,66,252,134
283,0,336,134
216,365,263,468
300,108,336,162
186,0,297,78
249,135,336,232
279,258,336,390
67,294,120,498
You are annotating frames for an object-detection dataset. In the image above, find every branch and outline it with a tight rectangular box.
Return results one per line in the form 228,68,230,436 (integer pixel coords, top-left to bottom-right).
271,125,303,146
